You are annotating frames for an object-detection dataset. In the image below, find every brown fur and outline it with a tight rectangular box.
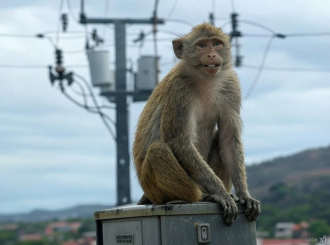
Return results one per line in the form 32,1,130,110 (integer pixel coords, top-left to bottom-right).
133,23,260,226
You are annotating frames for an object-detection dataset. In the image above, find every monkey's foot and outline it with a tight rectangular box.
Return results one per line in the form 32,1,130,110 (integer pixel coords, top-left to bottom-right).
236,194,261,221
137,194,153,205
201,194,238,227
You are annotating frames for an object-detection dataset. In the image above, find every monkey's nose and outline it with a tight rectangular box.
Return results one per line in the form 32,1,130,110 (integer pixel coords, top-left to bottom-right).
207,54,216,58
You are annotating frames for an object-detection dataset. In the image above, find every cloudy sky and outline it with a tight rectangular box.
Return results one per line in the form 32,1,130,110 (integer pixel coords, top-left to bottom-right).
1,0,329,214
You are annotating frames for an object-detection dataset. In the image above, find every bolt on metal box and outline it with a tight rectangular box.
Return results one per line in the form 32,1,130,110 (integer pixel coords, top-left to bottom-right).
94,202,257,245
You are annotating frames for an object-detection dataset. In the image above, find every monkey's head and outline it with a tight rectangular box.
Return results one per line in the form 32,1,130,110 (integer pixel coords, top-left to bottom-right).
172,22,232,76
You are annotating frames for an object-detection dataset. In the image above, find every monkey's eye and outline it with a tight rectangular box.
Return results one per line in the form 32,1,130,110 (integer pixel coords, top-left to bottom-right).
198,43,207,48
213,41,222,46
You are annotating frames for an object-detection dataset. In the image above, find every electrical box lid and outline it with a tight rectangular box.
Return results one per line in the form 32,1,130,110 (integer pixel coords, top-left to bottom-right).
94,202,246,221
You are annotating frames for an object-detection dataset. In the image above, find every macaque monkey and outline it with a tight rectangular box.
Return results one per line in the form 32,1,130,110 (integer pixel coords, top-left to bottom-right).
132,22,260,226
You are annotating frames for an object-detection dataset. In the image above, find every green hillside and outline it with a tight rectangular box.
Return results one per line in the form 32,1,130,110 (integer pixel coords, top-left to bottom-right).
246,145,330,236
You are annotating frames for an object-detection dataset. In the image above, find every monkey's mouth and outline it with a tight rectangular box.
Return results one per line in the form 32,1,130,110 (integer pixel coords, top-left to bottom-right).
202,64,220,68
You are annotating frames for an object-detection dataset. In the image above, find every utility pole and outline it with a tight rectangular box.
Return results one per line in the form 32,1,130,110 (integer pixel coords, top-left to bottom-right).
79,0,164,206
230,13,243,67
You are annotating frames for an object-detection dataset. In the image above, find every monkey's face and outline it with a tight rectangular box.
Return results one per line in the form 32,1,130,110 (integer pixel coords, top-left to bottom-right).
194,38,223,76
172,23,232,77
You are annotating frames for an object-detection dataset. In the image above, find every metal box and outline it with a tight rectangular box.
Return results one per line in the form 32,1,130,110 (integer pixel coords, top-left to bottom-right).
94,203,257,245
136,56,158,91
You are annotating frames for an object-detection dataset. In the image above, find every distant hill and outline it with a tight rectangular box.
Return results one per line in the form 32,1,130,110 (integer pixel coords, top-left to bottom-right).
246,144,330,201
0,204,113,223
246,144,330,233
1,145,329,224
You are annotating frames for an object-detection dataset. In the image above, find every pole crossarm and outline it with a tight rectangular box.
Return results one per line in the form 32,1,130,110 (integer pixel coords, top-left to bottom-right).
80,14,165,25
100,90,153,96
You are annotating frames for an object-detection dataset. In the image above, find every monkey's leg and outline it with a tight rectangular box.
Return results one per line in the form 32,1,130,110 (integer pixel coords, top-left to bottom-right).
207,131,232,193
137,194,153,205
140,140,202,204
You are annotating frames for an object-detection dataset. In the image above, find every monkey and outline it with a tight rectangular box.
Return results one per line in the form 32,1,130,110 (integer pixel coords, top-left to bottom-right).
132,22,260,226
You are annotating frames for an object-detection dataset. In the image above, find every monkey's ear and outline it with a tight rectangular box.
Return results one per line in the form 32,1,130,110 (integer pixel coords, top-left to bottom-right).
172,39,183,59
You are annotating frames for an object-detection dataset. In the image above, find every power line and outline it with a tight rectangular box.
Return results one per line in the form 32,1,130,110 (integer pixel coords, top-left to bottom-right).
61,87,116,140
212,0,216,18
103,0,111,39
157,29,182,36
73,73,115,123
244,35,275,100
285,32,330,37
153,0,160,83
66,0,79,23
242,33,273,38
0,34,37,38
242,65,330,72
165,18,194,27
0,64,87,69
56,0,65,47
69,81,116,109
0,64,46,69
240,19,276,34
231,0,236,12
72,74,117,139
166,0,179,19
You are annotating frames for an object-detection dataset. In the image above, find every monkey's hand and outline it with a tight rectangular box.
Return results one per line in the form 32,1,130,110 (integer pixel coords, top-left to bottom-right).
203,193,238,227
236,193,261,221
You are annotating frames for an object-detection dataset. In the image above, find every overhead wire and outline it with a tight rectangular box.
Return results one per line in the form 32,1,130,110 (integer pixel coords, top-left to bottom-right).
68,74,117,140
69,81,116,109
244,35,276,100
56,0,65,47
212,0,216,19
66,0,79,23
153,0,160,83
231,0,236,12
240,19,276,34
165,19,194,27
0,64,87,69
242,65,330,72
166,0,179,19
74,74,116,125
103,0,111,39
60,86,116,141
285,32,330,37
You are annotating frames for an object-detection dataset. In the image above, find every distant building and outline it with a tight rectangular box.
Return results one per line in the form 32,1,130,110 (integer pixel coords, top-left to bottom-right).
0,223,18,230
19,234,42,241
45,221,82,235
292,222,309,238
275,222,295,238
275,222,310,239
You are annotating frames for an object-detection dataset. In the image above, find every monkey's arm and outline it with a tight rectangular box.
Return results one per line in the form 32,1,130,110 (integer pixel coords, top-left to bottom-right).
160,90,238,226
218,78,261,221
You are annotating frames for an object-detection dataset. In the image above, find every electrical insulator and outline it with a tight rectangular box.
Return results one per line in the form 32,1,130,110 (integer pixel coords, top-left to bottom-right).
235,56,243,67
61,14,68,32
231,13,238,31
209,13,214,25
230,13,242,37
55,49,63,66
